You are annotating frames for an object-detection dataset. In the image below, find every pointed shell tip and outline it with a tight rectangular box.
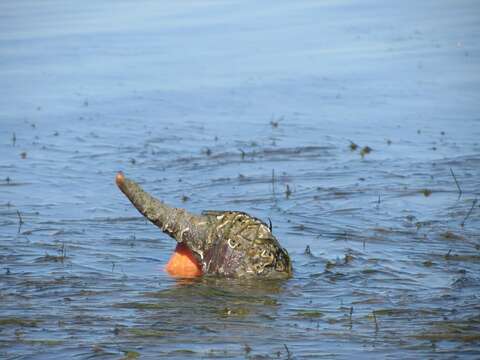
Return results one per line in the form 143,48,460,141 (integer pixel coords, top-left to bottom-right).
115,171,125,188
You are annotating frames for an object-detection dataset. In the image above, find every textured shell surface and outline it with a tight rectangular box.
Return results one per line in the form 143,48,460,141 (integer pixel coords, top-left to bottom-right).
116,173,292,278
201,211,292,278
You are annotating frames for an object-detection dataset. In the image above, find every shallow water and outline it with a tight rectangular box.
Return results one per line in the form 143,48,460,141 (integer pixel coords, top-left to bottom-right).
1,0,480,358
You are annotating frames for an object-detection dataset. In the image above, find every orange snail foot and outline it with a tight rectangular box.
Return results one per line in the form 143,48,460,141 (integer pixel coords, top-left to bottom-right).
165,243,203,277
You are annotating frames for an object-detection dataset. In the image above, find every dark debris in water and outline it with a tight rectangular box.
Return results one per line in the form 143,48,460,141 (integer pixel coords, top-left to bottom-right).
295,310,324,318
348,141,373,157
113,302,169,310
360,146,372,157
285,184,292,199
440,231,465,241
304,245,312,255
127,328,175,338
34,253,67,263
420,188,433,197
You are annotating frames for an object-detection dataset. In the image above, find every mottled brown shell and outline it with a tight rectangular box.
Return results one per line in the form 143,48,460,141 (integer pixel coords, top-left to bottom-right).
201,211,292,278
116,172,292,279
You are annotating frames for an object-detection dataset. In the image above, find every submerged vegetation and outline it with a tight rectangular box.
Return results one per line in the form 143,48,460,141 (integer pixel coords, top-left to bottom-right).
0,318,40,327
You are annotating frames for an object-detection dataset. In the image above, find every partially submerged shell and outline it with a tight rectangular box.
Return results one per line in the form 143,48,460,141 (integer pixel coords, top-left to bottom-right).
116,172,292,278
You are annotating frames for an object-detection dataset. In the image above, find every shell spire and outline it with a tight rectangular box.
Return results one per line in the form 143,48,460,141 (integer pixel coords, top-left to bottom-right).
115,172,208,244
